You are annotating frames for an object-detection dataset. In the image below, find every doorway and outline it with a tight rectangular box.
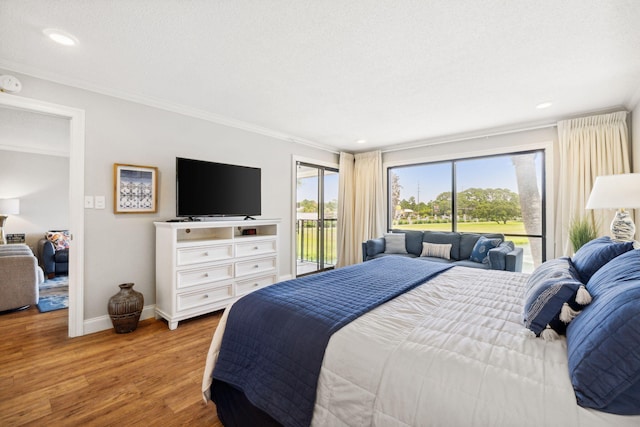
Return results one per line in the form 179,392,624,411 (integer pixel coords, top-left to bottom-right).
295,161,339,276
0,92,85,337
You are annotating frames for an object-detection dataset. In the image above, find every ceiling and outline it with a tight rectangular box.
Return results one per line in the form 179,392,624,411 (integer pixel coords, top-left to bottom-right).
1,0,639,153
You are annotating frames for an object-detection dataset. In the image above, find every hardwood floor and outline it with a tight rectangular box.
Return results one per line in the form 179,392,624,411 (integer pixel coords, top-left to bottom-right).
0,306,224,426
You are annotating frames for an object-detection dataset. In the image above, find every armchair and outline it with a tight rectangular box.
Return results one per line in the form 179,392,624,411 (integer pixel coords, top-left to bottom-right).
0,244,43,311
37,230,70,279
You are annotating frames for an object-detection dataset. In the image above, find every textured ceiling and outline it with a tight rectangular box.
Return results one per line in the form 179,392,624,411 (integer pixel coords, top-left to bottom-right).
1,0,639,152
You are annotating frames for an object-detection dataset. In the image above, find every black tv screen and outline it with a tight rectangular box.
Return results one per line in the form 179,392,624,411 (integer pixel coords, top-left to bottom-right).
176,157,261,218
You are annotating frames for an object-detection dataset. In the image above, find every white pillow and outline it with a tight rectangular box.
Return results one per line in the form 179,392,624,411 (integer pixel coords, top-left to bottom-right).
384,233,408,254
420,242,452,259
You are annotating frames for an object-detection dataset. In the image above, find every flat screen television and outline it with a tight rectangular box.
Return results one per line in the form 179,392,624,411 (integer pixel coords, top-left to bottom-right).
176,157,261,219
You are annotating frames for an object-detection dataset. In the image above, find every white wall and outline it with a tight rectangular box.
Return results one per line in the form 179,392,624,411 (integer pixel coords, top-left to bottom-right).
0,150,70,249
3,69,337,321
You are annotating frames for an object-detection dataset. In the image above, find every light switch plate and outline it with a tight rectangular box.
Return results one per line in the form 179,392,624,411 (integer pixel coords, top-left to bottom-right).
95,196,105,209
84,196,94,209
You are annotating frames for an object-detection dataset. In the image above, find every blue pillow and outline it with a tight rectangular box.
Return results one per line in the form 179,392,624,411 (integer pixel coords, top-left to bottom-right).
523,257,591,337
566,250,640,415
571,236,634,283
469,236,501,264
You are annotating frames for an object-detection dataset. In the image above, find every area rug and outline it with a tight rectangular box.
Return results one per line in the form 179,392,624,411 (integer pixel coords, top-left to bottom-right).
37,275,69,313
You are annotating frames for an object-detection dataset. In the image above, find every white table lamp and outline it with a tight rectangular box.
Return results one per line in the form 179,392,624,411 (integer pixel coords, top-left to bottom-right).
586,174,640,241
0,198,20,245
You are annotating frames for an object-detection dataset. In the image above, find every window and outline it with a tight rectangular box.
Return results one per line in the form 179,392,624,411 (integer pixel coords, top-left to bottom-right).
388,150,545,272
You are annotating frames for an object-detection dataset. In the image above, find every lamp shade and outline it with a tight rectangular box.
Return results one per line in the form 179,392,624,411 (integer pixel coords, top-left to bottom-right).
0,198,20,215
586,174,640,210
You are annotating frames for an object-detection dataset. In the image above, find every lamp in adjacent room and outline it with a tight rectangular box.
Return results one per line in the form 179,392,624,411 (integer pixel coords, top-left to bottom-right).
0,198,20,245
586,174,640,241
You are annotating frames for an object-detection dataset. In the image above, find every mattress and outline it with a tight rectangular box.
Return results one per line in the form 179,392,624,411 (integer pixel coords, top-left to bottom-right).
203,266,640,426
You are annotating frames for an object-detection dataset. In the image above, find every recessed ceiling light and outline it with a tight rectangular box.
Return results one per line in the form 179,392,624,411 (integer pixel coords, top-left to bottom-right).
536,102,553,109
43,28,78,46
356,139,367,144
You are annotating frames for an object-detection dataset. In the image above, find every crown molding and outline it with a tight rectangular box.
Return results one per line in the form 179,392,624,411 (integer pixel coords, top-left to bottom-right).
0,60,339,154
0,143,69,157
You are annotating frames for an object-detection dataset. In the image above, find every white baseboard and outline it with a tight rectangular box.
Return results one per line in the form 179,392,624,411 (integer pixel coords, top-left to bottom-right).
83,304,157,335
82,275,294,335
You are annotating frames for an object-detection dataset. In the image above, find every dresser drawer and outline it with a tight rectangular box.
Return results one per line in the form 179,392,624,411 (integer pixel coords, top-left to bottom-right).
235,274,277,296
176,264,233,289
235,256,277,278
177,284,233,312
235,239,277,258
176,244,233,266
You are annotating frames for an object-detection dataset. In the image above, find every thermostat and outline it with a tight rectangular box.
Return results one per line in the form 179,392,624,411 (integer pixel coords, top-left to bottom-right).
0,75,22,93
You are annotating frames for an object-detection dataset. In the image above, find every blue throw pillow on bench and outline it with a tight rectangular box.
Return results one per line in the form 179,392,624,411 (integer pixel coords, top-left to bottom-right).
469,236,501,264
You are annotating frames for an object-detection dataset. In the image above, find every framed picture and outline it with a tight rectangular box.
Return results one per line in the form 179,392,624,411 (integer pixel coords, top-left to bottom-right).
113,164,158,214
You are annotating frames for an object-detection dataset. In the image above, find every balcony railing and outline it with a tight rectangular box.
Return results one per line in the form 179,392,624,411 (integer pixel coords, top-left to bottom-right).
296,218,337,269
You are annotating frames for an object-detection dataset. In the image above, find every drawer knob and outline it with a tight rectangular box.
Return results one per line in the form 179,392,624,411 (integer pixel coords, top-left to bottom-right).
204,273,209,277
204,252,209,256
253,264,259,268
253,246,259,250
253,283,259,287
203,294,209,299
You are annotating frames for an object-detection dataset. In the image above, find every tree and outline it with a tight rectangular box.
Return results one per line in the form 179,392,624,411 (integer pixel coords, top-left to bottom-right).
390,172,402,219
298,199,318,213
512,153,542,267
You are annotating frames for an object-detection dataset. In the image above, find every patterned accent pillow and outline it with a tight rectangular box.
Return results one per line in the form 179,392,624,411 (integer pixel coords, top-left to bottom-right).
523,257,591,338
46,230,71,250
469,236,501,263
420,242,452,259
383,233,408,254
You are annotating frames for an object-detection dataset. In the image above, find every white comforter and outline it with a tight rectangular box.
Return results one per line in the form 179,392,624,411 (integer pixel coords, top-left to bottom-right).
203,266,639,426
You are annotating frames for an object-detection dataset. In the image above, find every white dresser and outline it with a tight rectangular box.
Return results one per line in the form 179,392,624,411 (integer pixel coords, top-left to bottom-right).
154,219,280,329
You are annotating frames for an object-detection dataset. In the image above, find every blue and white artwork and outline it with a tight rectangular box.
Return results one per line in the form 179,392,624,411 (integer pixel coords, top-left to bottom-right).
116,165,157,212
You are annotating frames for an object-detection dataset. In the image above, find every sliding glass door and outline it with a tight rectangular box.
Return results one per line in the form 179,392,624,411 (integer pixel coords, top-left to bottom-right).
296,162,338,276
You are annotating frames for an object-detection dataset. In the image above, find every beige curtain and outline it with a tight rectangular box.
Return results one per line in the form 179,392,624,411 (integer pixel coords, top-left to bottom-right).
555,111,630,256
337,150,385,267
336,152,355,267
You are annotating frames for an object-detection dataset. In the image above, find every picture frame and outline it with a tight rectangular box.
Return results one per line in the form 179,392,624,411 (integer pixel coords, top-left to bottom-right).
113,163,158,214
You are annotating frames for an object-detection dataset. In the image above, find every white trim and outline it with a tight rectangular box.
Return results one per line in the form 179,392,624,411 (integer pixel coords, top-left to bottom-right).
0,92,85,337
291,155,340,277
83,304,157,335
0,143,69,157
0,61,339,154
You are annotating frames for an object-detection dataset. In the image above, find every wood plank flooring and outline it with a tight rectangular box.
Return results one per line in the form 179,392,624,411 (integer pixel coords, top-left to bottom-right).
0,306,224,426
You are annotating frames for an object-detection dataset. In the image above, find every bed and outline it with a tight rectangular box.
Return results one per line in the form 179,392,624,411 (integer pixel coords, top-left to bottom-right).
202,239,640,427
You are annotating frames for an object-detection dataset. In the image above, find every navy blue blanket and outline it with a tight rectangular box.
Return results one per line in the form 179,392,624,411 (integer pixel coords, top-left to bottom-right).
212,257,452,427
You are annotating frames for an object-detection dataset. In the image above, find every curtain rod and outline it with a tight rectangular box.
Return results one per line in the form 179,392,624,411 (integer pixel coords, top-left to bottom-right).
381,123,558,154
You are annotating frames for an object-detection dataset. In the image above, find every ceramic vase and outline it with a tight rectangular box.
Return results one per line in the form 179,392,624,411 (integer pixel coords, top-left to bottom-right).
108,282,144,333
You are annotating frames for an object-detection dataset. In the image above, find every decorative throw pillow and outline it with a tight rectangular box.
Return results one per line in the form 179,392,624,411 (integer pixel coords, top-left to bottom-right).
420,242,452,259
571,236,634,283
383,233,408,254
46,230,71,250
523,257,592,339
566,249,640,414
469,236,501,264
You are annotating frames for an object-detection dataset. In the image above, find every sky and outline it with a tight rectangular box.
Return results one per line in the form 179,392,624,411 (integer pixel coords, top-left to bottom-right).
391,153,543,204
296,152,543,205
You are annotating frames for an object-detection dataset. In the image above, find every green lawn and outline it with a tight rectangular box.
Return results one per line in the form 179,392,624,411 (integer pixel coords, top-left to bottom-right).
297,221,533,262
